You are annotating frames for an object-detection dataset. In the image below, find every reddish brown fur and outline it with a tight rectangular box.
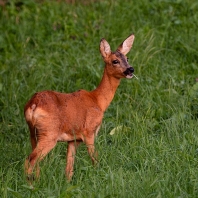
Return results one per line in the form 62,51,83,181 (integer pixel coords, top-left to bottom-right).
24,34,135,181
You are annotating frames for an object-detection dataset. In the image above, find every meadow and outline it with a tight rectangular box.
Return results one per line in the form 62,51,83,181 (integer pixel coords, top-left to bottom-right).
0,0,198,197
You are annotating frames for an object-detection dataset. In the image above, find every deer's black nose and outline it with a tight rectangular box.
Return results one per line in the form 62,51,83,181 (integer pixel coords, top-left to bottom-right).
129,67,134,73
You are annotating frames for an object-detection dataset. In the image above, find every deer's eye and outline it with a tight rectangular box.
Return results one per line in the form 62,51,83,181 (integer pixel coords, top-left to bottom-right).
112,60,119,64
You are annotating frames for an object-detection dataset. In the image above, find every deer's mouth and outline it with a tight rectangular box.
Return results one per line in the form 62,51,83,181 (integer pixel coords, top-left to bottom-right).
123,67,134,79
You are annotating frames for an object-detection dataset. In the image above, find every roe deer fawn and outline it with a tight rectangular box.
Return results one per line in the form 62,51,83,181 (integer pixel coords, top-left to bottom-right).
24,34,135,181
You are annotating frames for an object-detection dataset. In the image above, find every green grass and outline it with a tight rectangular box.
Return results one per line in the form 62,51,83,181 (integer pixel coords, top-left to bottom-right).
0,0,198,197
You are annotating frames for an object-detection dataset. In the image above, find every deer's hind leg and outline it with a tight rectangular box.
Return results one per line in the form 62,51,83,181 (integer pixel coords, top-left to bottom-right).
28,123,37,151
25,123,38,179
25,128,57,180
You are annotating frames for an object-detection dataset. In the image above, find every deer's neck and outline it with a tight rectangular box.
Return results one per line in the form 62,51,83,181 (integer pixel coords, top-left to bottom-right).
91,67,121,112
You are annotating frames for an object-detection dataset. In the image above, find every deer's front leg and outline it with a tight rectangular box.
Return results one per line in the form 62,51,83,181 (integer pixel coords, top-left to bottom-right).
66,140,81,181
85,136,98,166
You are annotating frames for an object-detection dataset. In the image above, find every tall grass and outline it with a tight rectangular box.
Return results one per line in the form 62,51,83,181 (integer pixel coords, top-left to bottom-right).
0,0,198,197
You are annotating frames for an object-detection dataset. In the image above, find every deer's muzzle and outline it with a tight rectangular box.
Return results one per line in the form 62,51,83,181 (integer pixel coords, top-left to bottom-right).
123,67,134,78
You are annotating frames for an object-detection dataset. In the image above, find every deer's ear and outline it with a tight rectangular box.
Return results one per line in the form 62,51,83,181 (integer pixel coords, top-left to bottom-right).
117,34,135,55
100,38,111,59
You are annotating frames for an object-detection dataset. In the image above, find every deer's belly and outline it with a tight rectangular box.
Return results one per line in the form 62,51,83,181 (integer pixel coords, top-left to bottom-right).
57,132,82,142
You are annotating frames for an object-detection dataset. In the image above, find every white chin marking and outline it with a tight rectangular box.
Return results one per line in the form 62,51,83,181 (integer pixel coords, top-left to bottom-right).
126,74,133,79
